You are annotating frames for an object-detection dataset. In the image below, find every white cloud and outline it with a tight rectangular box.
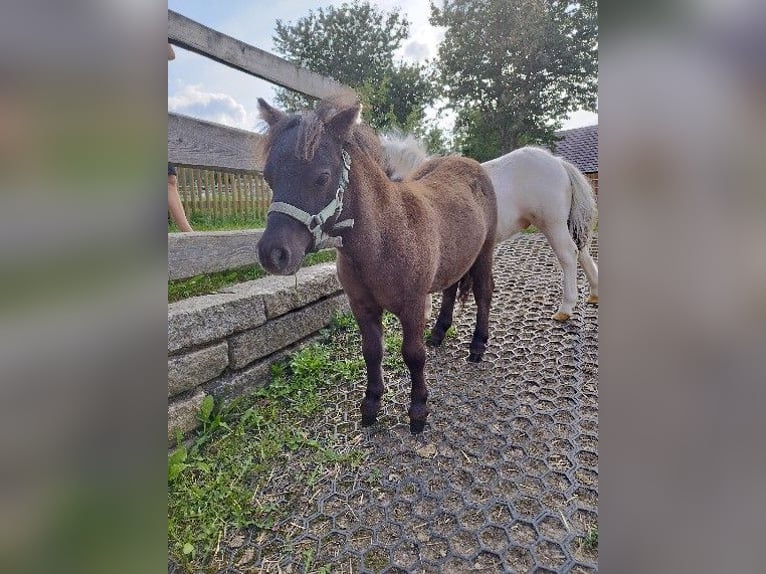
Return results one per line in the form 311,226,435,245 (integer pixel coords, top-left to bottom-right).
403,40,431,62
561,109,599,130
167,84,257,130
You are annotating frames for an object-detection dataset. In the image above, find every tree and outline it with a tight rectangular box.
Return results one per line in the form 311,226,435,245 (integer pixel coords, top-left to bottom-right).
431,0,598,159
272,0,435,131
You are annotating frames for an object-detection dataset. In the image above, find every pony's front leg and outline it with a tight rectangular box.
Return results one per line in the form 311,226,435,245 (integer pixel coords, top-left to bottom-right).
400,310,429,434
354,305,384,427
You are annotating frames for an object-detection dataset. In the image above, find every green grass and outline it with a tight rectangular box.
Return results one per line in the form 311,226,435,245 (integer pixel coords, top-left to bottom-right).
168,250,337,302
168,212,267,232
168,312,409,573
584,526,598,549
168,266,267,302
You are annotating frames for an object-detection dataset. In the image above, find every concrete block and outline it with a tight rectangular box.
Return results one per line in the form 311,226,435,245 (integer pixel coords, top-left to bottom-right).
168,341,229,397
167,388,205,445
228,262,341,319
168,292,266,353
228,294,349,369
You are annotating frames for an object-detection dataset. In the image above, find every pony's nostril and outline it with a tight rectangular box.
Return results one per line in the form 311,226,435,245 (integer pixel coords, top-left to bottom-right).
270,247,289,269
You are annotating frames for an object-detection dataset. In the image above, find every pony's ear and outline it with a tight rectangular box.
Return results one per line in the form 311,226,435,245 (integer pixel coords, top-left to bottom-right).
325,100,362,141
258,98,286,127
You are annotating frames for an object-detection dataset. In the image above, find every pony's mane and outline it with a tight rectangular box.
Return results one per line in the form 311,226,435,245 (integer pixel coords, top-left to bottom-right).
261,95,385,167
379,131,431,180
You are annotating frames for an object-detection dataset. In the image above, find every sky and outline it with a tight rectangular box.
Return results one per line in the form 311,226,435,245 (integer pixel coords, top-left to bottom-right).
167,0,598,134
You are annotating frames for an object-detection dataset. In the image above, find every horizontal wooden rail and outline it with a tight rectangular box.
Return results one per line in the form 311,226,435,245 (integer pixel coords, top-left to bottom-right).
168,9,354,100
168,113,265,173
168,229,264,280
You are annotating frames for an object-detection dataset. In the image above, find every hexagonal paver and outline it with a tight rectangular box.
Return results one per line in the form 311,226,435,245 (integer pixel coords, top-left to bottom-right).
506,545,534,572
512,495,544,520
450,528,481,559
534,540,568,570
536,514,569,543
509,520,539,546
478,525,509,553
391,540,419,572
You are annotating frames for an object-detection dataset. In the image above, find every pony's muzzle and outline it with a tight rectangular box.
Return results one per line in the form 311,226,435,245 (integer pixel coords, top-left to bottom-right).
258,242,299,275
258,214,312,275
268,246,290,270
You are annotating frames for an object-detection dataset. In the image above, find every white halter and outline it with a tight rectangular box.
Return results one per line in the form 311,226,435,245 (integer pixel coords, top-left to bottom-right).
267,150,354,250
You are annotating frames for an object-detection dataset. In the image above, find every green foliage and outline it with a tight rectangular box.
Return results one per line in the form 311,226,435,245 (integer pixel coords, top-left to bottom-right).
301,249,338,268
272,0,435,131
330,312,359,331
168,311,409,572
432,0,598,157
382,312,405,371
167,266,268,302
584,526,598,549
453,107,503,163
419,123,454,156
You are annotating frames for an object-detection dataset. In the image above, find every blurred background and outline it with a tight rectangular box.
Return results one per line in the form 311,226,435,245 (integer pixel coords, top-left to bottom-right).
600,0,766,572
0,2,167,573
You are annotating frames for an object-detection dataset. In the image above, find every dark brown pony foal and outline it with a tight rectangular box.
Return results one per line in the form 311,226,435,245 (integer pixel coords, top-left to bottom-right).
257,95,497,433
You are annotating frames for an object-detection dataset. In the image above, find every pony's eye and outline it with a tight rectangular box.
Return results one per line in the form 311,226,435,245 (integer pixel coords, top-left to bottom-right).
314,172,330,187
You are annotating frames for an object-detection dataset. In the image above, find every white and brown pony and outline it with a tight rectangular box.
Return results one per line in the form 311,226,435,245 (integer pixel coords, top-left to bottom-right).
382,135,598,321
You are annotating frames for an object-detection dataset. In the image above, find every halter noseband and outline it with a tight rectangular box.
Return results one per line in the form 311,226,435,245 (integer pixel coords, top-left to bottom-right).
267,149,354,251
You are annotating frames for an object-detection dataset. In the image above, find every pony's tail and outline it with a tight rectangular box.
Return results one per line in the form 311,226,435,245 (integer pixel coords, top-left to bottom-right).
457,274,473,307
561,159,597,250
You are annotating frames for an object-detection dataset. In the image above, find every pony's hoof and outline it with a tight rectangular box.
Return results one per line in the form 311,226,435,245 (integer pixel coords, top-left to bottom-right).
587,294,599,305
409,419,426,434
426,335,443,347
361,414,377,427
551,311,571,321
467,352,483,363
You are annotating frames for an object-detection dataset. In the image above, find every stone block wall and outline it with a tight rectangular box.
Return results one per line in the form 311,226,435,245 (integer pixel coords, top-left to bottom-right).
167,262,348,445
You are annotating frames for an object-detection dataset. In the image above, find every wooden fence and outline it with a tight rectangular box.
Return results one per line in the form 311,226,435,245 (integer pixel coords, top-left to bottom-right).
175,167,271,220
586,172,599,196
167,9,353,279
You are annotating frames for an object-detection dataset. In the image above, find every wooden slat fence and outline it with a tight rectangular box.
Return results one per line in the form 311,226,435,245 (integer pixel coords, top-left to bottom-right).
586,172,599,196
175,167,272,221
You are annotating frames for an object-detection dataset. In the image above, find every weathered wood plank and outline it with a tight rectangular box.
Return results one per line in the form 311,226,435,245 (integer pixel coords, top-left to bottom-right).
168,10,354,100
168,229,264,281
168,112,266,173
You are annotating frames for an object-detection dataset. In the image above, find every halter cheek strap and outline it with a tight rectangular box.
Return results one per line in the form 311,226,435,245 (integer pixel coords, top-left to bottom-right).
267,150,354,251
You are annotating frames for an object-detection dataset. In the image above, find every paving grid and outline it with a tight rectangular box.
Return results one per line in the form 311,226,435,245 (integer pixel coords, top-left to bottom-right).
170,232,598,573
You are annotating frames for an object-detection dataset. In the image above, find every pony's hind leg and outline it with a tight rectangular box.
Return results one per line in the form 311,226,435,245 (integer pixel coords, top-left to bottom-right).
543,224,579,321
353,303,385,427
427,283,459,347
468,246,494,362
400,306,429,434
579,246,599,304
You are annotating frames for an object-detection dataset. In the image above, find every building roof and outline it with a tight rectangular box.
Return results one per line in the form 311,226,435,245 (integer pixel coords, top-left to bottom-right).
553,124,598,173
